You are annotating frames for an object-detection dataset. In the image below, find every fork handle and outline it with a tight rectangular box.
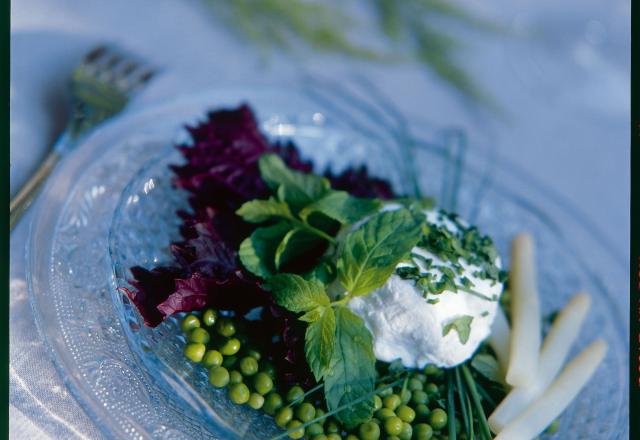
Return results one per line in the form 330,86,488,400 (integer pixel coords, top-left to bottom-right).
10,151,60,231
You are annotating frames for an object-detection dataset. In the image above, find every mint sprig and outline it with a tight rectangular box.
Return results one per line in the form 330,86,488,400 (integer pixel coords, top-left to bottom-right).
337,208,424,297
323,306,377,428
267,274,330,313
237,154,382,277
237,154,435,428
239,222,291,278
299,190,381,224
265,274,377,426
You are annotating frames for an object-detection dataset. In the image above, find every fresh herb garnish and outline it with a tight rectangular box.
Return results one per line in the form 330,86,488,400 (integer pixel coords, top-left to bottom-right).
237,154,382,277
267,274,330,313
239,222,291,278
323,306,377,427
266,273,377,426
299,190,381,224
258,153,331,210
337,208,424,297
470,353,502,384
260,206,426,426
442,315,474,344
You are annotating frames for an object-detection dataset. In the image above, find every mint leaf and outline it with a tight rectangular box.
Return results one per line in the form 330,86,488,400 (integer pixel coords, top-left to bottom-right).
442,315,474,344
274,228,325,270
239,222,291,278
324,306,376,428
299,191,382,224
236,197,292,223
299,307,324,323
305,306,336,380
303,259,337,284
258,154,330,208
471,353,502,383
267,274,330,313
337,208,423,296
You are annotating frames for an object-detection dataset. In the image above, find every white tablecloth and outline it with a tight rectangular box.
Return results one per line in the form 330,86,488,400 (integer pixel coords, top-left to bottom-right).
10,0,630,438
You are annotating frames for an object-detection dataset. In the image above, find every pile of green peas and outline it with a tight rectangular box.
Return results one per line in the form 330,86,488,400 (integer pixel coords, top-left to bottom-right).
181,311,458,440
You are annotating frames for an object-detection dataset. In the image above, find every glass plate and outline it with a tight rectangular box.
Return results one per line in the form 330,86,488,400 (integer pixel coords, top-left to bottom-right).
27,84,628,439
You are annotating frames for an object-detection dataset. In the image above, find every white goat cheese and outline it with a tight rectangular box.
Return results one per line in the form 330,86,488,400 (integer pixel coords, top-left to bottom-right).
348,208,504,368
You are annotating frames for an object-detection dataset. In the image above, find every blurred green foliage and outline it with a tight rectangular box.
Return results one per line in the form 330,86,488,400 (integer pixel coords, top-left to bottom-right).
204,0,502,107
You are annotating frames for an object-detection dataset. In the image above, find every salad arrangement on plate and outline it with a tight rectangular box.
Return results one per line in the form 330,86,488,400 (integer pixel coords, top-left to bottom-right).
123,105,606,440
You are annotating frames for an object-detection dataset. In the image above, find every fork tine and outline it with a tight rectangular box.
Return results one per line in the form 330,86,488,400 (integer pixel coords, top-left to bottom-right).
96,53,126,83
84,45,107,63
120,68,155,93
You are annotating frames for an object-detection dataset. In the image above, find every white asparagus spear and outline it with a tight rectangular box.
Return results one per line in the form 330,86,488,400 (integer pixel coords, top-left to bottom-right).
495,339,607,440
489,292,591,432
488,305,511,377
506,233,541,387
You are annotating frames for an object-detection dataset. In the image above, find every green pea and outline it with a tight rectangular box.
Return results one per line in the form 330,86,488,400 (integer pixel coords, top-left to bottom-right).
306,423,324,436
384,416,403,436
325,421,339,434
248,392,264,410
275,407,293,428
239,356,259,376
414,423,433,440
359,421,380,440
216,318,236,337
295,402,316,423
262,360,276,378
315,408,326,424
411,390,429,405
221,338,241,356
375,408,396,420
396,405,415,423
229,383,250,404
399,389,412,405
252,372,273,395
222,355,237,368
414,404,431,422
208,366,230,388
263,392,283,415
398,422,412,440
413,373,427,384
345,435,359,440
314,436,329,440
188,327,210,344
429,408,447,430
423,365,440,376
424,383,439,395
202,350,223,368
387,437,400,440
183,343,206,362
286,420,305,439
202,309,217,326
229,370,243,384
383,394,401,410
244,348,261,361
373,395,383,411
408,378,424,392
326,435,341,440
286,385,305,403
181,314,200,333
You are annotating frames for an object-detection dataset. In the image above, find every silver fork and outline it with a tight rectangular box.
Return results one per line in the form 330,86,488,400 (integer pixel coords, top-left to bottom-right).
10,45,155,230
